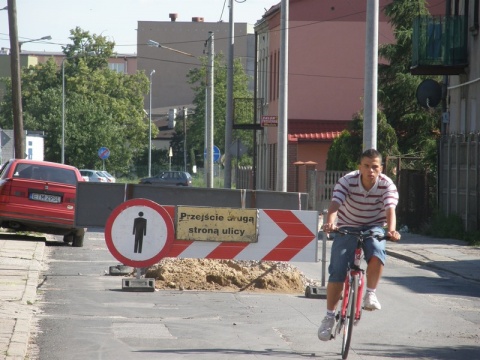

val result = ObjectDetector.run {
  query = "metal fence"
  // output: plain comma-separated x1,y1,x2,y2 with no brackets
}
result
306,170,348,211
236,165,254,189
439,134,480,231
235,167,347,211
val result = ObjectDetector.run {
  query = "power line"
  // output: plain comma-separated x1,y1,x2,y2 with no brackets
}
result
138,54,364,81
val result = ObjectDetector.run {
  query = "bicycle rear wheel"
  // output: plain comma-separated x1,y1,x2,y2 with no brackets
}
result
341,274,358,359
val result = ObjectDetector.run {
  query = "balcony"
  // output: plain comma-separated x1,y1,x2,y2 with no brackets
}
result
411,16,468,75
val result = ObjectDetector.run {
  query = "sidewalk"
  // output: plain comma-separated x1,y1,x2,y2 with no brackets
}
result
0,236,45,360
298,231,480,285
385,232,480,282
0,232,478,360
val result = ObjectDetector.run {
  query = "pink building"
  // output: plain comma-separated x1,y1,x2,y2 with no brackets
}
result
254,0,395,191
255,0,445,191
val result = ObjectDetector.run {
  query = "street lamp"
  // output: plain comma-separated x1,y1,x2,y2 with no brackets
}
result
19,35,51,52
61,52,94,164
147,39,195,58
148,69,155,177
147,40,196,175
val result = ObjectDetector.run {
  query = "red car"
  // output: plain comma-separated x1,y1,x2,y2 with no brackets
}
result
0,159,85,247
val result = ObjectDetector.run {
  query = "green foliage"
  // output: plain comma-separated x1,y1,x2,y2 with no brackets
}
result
326,1,440,172
378,0,442,158
464,231,480,246
422,211,465,238
0,28,151,175
422,212,480,246
177,53,253,168
326,112,400,170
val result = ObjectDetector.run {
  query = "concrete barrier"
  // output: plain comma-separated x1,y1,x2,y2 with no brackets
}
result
75,182,309,228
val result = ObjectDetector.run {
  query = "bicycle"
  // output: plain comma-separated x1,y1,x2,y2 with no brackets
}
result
328,228,387,359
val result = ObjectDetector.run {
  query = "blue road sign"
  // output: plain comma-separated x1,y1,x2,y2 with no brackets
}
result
98,147,110,160
204,145,221,163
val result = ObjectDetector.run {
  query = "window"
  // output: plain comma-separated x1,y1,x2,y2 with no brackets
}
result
108,63,125,73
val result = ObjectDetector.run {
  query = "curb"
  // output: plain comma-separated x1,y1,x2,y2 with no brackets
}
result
386,249,479,283
6,241,45,360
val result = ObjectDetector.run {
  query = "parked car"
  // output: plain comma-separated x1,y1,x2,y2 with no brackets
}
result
140,171,193,187
100,171,116,183
79,169,108,183
0,159,86,247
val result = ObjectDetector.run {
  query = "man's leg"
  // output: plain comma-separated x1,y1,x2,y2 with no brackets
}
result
318,281,344,341
326,281,344,311
364,255,384,310
319,231,356,341
366,255,383,289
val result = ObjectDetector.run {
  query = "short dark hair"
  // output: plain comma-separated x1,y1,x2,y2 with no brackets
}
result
360,148,382,163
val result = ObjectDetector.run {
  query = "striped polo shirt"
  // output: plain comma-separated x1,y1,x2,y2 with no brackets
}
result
331,170,399,228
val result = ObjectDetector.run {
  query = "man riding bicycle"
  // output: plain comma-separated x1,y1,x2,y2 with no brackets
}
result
318,148,401,341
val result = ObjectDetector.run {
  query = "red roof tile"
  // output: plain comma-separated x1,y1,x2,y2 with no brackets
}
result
288,120,350,142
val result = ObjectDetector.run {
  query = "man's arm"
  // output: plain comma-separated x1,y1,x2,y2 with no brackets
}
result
322,201,341,232
385,207,401,241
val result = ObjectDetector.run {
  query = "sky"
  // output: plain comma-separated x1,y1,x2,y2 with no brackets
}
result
0,0,278,55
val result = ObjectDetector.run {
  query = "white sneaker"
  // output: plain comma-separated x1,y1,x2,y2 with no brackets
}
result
318,316,335,341
364,291,381,310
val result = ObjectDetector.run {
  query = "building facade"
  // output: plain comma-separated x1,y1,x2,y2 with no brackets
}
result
136,16,255,111
434,0,480,231
254,0,395,191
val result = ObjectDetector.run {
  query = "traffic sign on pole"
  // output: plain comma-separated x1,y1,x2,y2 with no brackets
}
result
98,147,110,160
204,145,221,163
104,198,174,268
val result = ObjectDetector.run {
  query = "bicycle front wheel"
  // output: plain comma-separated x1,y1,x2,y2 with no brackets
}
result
341,274,359,359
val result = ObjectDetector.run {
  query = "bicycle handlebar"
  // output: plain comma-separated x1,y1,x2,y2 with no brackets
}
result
324,228,393,241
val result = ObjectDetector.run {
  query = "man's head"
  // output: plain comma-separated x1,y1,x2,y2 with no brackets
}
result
360,148,382,164
358,148,383,189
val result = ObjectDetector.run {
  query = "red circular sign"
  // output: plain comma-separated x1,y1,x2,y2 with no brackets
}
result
104,198,174,268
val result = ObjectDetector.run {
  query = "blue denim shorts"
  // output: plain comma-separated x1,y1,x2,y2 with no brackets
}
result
328,226,387,282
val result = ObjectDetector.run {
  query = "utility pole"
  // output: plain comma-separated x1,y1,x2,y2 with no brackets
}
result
206,32,214,188
148,69,155,177
224,0,234,188
276,0,289,192
7,0,24,159
363,0,379,150
183,107,187,172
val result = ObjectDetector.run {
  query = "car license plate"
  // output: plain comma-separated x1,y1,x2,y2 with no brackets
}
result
30,193,61,204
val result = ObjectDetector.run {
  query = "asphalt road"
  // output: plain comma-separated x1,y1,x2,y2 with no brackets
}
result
28,229,480,360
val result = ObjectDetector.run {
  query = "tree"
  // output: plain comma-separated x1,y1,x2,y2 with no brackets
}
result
326,0,441,172
0,28,151,174
378,0,441,159
177,53,253,169
326,111,400,171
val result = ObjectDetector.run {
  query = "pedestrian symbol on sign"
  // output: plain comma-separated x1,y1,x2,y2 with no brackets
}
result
133,212,147,253
105,199,174,268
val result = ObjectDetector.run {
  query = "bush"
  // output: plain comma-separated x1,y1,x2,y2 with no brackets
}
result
422,212,465,239
421,212,480,245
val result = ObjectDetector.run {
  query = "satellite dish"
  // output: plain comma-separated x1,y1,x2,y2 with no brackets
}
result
416,79,442,108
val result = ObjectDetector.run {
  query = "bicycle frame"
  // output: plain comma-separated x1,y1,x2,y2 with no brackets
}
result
339,242,366,322
332,229,385,359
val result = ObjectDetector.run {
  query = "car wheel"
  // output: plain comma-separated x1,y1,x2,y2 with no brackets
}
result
63,234,74,243
72,228,85,247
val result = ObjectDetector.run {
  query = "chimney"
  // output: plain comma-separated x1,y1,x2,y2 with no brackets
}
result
192,17,204,22
168,109,177,129
169,13,178,22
